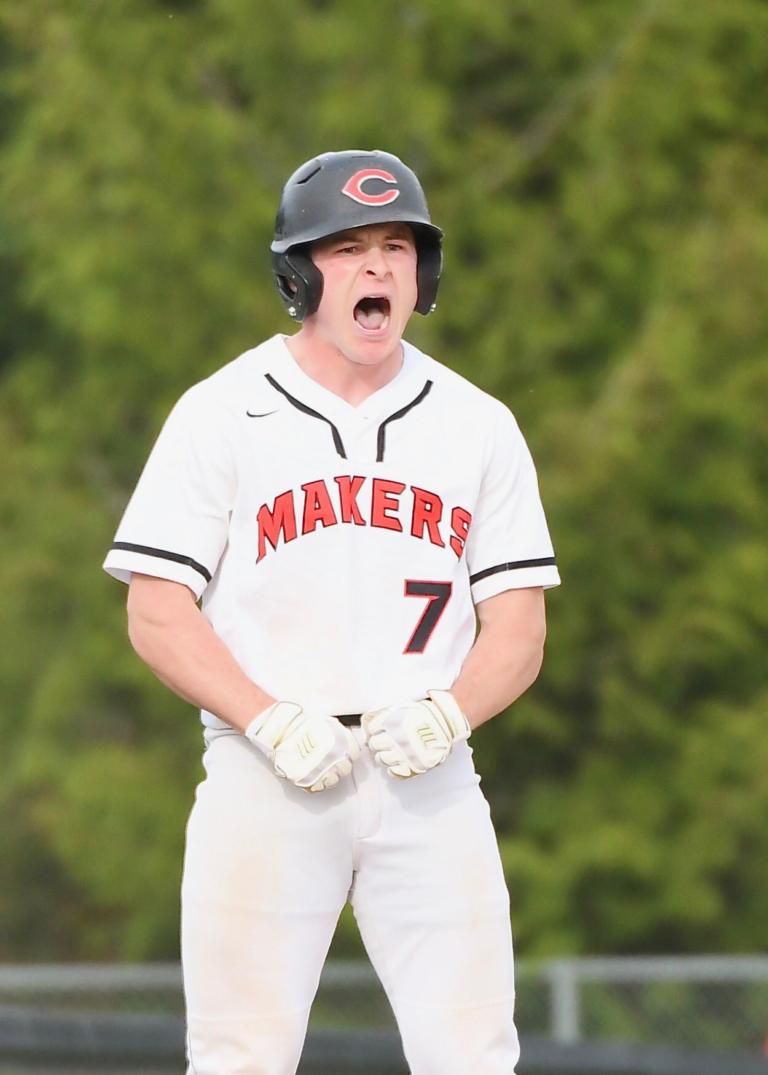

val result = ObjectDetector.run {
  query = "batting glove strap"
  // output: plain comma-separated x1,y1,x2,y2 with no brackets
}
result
245,701,304,757
427,690,472,741
363,691,471,779
245,703,360,792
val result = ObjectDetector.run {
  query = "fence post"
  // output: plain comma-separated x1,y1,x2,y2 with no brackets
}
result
548,959,581,1043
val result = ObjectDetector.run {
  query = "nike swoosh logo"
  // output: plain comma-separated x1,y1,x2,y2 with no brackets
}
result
246,409,278,418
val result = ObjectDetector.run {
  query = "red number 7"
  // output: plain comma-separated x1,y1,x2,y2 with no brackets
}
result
403,580,453,654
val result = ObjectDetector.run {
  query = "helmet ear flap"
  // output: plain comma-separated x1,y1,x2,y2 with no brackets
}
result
271,248,324,321
415,233,443,315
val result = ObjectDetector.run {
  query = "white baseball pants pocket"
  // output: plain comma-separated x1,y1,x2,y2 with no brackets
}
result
181,730,519,1075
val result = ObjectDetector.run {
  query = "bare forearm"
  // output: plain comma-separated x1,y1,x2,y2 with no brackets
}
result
127,576,273,732
450,627,543,729
450,587,547,730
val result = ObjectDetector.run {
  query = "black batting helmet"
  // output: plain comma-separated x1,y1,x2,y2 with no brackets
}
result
271,150,443,321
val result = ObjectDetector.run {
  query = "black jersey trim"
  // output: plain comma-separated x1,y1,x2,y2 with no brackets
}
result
376,380,433,462
470,557,557,585
265,373,347,459
110,542,212,584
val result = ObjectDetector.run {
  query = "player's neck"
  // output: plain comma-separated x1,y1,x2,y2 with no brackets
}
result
284,332,404,408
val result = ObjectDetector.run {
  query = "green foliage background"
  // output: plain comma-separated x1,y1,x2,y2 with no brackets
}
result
1,0,766,960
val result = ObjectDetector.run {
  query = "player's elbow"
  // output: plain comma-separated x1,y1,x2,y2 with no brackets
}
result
126,593,159,663
516,602,547,690
126,604,155,662
526,633,546,689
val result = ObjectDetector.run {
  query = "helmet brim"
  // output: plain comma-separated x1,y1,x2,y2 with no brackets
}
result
271,214,443,254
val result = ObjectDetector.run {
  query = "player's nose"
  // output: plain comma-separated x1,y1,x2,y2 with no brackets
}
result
363,244,391,277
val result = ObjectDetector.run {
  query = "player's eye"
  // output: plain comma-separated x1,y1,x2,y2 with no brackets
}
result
333,239,362,253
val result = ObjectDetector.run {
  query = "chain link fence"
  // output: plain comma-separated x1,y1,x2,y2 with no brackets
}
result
0,957,767,1073
516,956,768,1053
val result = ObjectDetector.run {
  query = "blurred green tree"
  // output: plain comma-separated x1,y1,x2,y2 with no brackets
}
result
0,0,765,958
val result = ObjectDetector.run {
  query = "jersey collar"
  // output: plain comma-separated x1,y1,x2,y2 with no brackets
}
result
263,334,429,429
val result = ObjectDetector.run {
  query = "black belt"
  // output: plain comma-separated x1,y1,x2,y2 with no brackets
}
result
335,713,362,726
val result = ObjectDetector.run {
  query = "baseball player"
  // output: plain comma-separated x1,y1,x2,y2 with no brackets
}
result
104,150,560,1075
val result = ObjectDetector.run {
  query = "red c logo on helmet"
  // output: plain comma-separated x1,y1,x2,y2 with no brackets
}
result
341,169,400,206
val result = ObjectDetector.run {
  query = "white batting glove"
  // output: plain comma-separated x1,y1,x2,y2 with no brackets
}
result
362,690,471,779
245,702,360,793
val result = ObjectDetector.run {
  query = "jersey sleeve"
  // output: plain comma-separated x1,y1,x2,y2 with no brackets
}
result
466,404,560,604
102,384,236,599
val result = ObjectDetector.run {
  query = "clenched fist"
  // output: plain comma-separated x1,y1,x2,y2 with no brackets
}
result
363,690,471,779
245,702,360,792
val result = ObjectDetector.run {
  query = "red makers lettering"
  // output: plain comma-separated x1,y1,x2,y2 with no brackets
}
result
334,475,366,524
257,490,297,562
301,480,338,534
371,478,406,531
255,476,471,563
449,506,472,558
410,486,445,547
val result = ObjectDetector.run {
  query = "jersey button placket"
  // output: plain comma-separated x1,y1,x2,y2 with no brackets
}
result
346,415,379,465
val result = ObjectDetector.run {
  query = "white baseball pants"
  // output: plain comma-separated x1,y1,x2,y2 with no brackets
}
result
181,728,519,1074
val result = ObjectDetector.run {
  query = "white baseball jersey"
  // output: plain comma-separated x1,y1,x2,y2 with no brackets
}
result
103,335,560,729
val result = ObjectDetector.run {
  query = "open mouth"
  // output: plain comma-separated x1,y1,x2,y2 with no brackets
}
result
354,296,391,332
